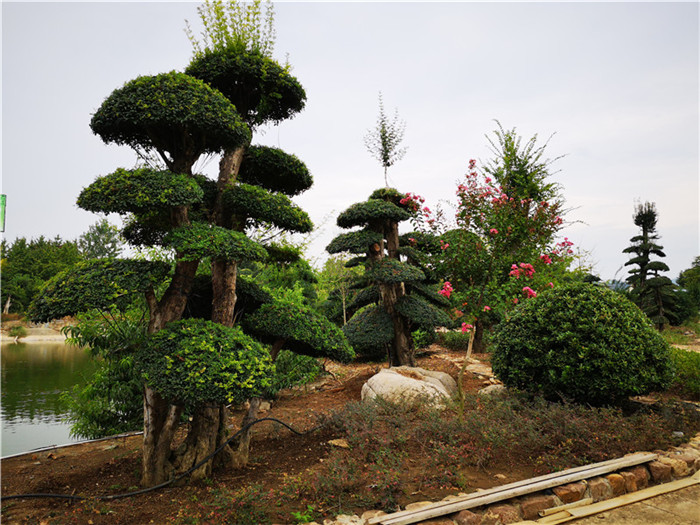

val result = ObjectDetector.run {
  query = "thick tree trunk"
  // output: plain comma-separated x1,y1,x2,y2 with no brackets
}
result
171,405,221,482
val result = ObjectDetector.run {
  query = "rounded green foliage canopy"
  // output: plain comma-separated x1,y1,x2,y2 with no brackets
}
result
77,168,204,215
342,305,394,360
29,259,170,322
243,301,355,363
337,199,411,229
326,230,384,255
239,146,313,196
365,259,425,284
224,183,313,233
90,72,251,167
138,319,272,406
186,49,306,127
396,295,453,330
492,283,674,405
166,222,267,262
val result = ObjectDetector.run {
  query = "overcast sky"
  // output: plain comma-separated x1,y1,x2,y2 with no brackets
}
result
2,1,698,281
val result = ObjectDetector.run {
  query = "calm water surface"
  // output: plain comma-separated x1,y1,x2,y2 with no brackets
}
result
1,342,98,456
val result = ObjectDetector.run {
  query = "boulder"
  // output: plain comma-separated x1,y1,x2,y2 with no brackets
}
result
361,367,457,407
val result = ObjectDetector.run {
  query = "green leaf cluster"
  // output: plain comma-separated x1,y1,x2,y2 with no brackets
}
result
365,259,425,284
186,49,305,128
337,200,410,229
396,295,453,329
138,318,273,406
29,259,169,322
166,222,267,262
326,230,383,255
224,183,312,233
239,145,313,196
90,71,251,169
342,305,394,360
243,301,355,362
492,283,673,405
77,168,204,215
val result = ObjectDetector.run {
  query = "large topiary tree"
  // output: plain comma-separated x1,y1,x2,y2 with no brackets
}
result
492,282,673,405
327,188,451,366
30,2,353,487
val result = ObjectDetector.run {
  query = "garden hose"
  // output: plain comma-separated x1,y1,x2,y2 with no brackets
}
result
1,417,319,502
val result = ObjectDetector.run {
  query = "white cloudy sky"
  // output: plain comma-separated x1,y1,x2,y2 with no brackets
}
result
2,1,698,281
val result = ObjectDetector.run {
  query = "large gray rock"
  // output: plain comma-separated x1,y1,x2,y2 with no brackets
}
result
361,366,457,407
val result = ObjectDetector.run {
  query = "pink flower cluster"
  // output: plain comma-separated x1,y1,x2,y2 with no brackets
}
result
461,322,474,333
552,237,574,256
489,228,499,235
399,192,425,213
539,254,552,265
438,281,453,298
522,286,537,298
509,262,535,279
439,239,449,251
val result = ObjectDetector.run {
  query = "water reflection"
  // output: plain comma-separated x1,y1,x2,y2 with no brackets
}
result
1,342,98,456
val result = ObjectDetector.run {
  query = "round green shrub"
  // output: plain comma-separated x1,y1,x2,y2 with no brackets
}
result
492,283,673,405
138,319,272,406
342,305,393,360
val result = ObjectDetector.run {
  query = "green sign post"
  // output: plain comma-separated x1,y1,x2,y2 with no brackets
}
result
0,195,5,232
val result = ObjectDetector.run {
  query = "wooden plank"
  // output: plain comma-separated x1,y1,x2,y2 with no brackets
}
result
535,475,700,524
371,453,656,525
537,510,572,524
539,497,592,516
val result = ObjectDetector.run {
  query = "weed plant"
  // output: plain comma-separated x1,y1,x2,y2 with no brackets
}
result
175,392,700,524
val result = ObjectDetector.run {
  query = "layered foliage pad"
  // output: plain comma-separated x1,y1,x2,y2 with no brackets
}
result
29,259,169,322
406,281,451,307
77,168,204,215
243,301,355,362
337,199,411,229
224,183,313,233
341,305,394,360
238,146,313,196
326,230,383,255
396,295,453,329
138,319,272,406
186,49,305,127
166,223,267,262
492,283,673,405
365,258,425,284
90,72,250,165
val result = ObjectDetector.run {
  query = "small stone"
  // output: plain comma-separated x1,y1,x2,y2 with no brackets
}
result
624,465,650,490
658,456,690,478
258,400,271,412
648,460,673,483
421,520,455,525
405,501,434,511
361,510,386,521
328,438,350,449
453,509,481,525
478,384,506,397
488,504,521,523
520,495,559,520
331,516,364,525
553,482,587,503
480,511,501,525
605,473,626,496
589,477,613,502
672,431,685,438
494,474,507,481
620,471,638,492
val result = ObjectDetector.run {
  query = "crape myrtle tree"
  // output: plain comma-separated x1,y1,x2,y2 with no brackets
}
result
30,1,353,488
623,201,677,330
327,188,451,366
364,93,407,187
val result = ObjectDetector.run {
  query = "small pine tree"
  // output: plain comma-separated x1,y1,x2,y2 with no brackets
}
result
623,202,677,330
326,188,451,366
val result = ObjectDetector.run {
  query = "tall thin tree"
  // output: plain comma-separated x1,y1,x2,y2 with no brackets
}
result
364,93,407,187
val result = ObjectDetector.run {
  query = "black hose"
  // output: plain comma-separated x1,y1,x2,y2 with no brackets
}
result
2,417,319,502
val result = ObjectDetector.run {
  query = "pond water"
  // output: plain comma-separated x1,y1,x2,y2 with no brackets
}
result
1,342,98,457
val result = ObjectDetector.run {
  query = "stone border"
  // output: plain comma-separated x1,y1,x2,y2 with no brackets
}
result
311,432,700,525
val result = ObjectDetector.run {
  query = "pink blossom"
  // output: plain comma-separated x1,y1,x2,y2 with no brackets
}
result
512,298,519,304
522,286,537,298
461,322,474,333
539,254,552,265
489,228,499,235
483,306,491,311
438,281,453,298
548,282,554,288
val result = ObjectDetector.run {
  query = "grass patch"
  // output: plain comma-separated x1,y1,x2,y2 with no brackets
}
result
669,347,700,401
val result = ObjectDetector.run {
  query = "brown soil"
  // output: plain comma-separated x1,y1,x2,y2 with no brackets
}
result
1,347,523,524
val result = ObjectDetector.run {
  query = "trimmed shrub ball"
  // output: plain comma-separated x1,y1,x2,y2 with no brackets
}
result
492,282,673,405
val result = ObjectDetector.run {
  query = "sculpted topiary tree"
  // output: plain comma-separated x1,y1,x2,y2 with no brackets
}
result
30,2,354,487
327,188,451,366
